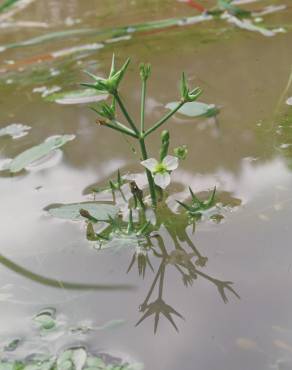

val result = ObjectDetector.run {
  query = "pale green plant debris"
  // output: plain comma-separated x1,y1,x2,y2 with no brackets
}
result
0,124,31,139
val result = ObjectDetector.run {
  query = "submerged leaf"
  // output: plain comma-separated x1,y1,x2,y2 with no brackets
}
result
45,89,108,105
46,202,118,221
6,134,75,173
0,123,31,139
165,101,219,118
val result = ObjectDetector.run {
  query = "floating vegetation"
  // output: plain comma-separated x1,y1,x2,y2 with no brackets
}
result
0,134,75,173
0,348,143,370
165,101,219,118
0,0,36,21
3,338,22,352
0,308,142,370
46,202,118,221
45,88,108,105
0,1,285,55
222,12,285,37
33,307,57,331
0,123,31,139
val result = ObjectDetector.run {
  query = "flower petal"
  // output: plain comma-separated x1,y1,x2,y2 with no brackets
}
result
154,172,171,189
141,158,158,172
162,155,179,171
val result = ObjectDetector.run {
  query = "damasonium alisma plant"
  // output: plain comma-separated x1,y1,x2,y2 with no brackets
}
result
82,54,202,208
41,56,239,333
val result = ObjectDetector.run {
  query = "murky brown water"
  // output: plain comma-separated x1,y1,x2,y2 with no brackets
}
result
1,1,292,369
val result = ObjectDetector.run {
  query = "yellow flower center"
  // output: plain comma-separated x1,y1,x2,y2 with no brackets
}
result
154,163,167,174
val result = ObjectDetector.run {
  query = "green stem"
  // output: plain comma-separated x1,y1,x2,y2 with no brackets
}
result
144,101,185,137
103,122,138,138
112,120,138,137
141,79,146,133
114,92,140,136
139,138,157,207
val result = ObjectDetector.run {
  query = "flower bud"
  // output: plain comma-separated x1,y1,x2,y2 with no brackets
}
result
174,145,188,160
140,63,151,81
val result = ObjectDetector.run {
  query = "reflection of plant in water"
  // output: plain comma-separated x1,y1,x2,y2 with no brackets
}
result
80,197,239,333
127,207,240,333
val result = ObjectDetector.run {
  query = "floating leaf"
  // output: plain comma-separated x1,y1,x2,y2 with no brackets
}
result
4,134,75,173
86,356,106,369
45,88,108,105
0,123,31,139
71,348,87,370
165,101,219,118
4,338,22,352
0,15,211,52
33,308,56,331
50,43,104,59
46,202,118,221
223,13,285,36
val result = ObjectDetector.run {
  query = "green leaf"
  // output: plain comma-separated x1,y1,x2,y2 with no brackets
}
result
7,134,75,173
86,356,106,369
0,361,15,370
45,89,108,105
217,0,251,18
46,202,119,221
165,101,219,118
33,308,56,331
0,124,31,139
4,338,22,352
71,348,87,370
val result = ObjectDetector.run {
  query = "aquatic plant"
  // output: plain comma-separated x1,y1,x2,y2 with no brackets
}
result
83,55,202,207
41,56,241,332
0,308,142,370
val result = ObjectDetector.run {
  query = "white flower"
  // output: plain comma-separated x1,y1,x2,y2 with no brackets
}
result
141,155,178,189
